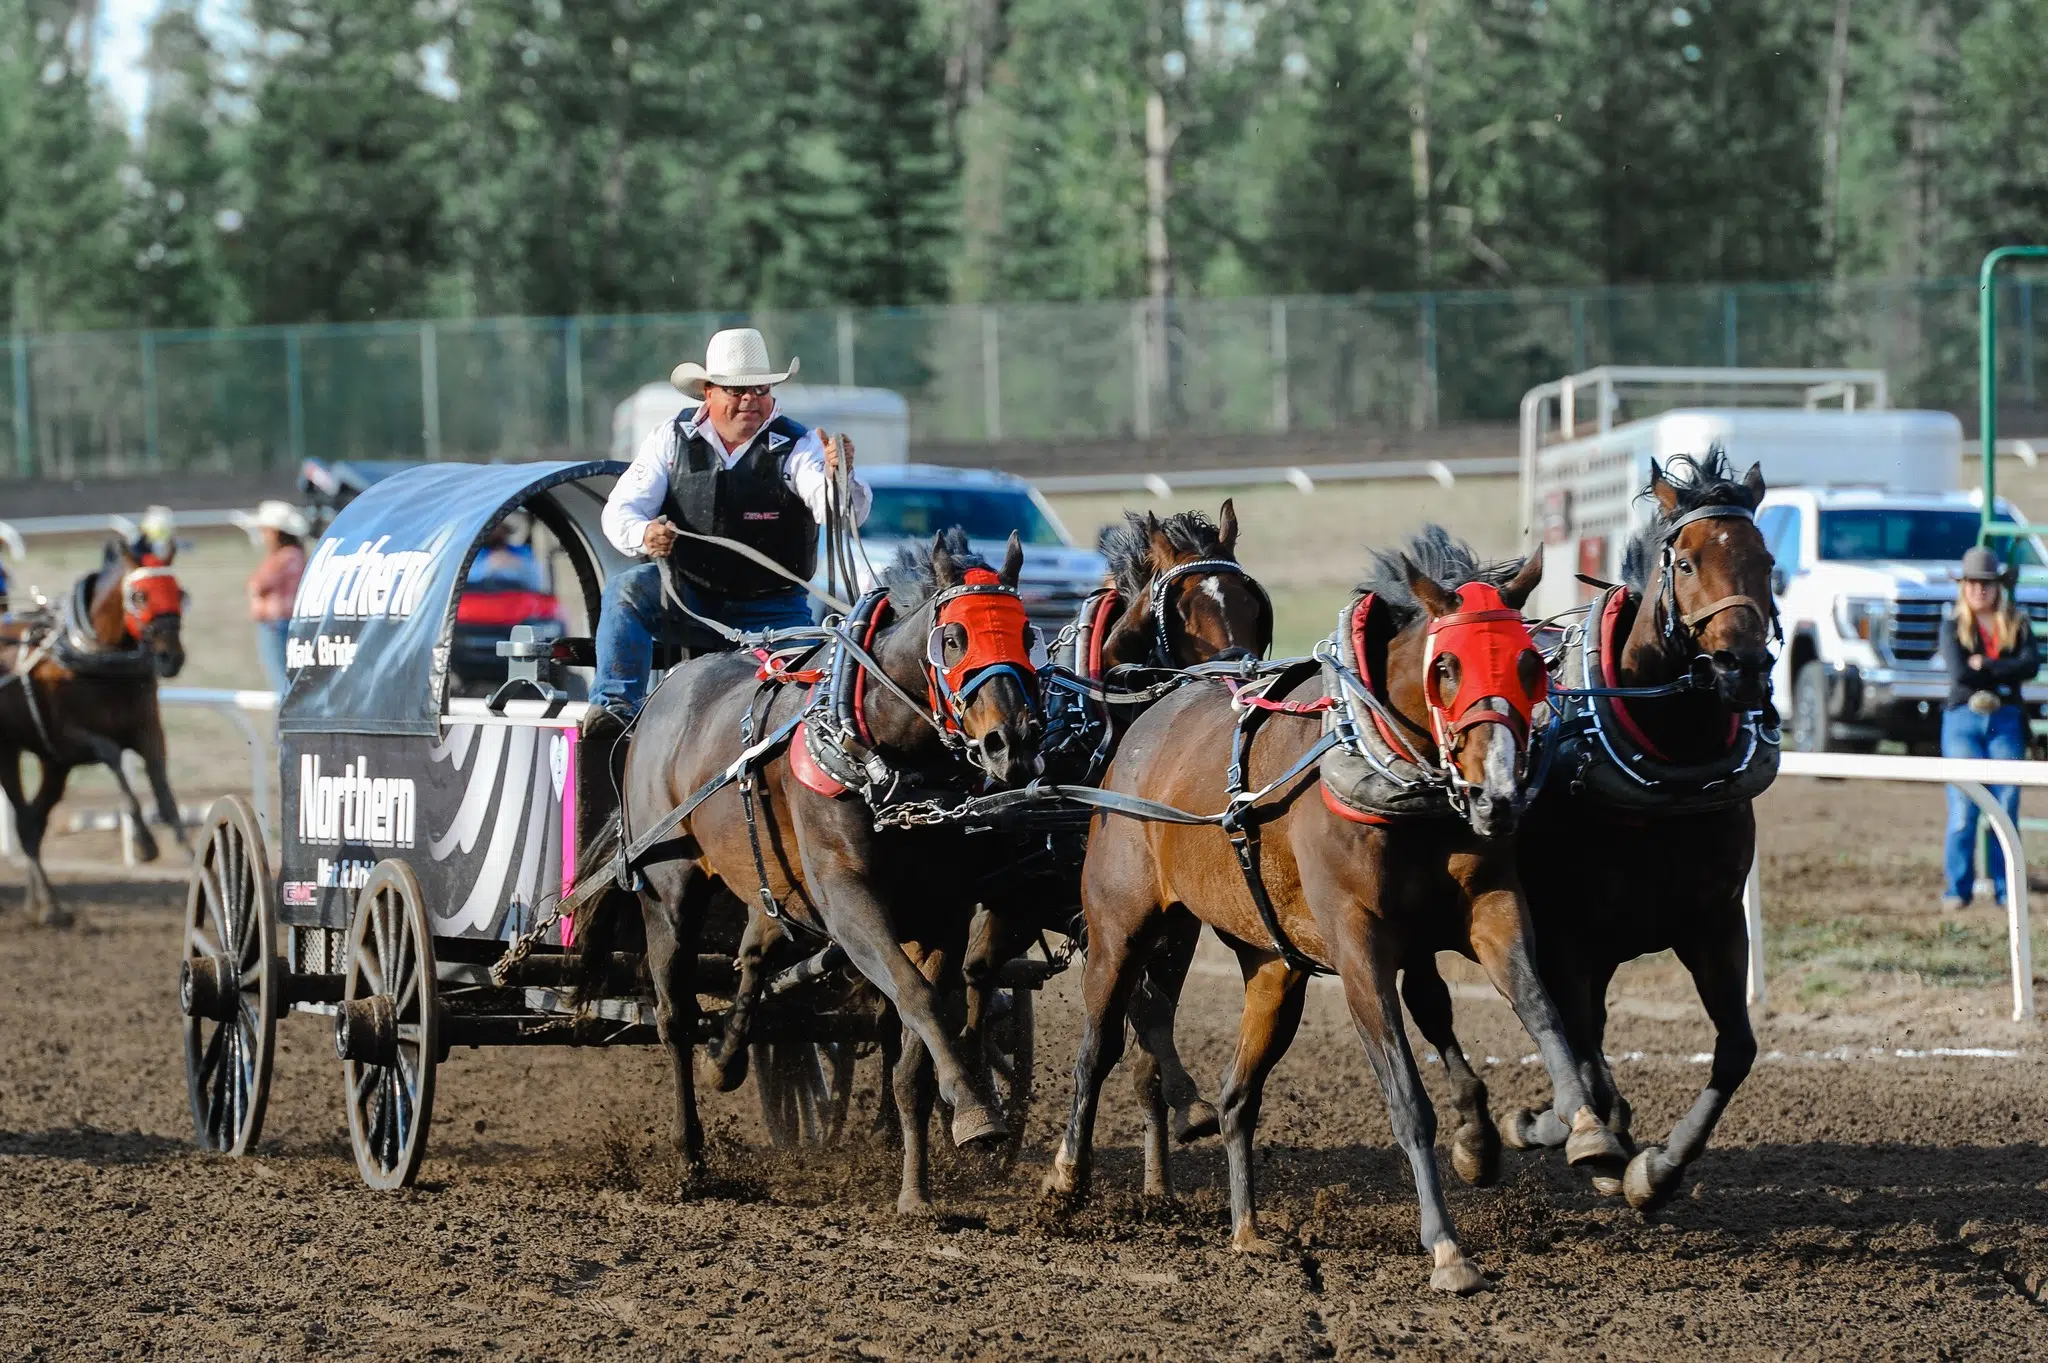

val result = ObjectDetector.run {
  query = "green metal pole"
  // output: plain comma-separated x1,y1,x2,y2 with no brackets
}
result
140,331,160,469
285,329,305,469
10,332,30,478
1980,246,2048,542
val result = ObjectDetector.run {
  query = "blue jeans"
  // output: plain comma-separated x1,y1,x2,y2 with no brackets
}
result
256,620,291,695
591,563,813,712
1941,703,2027,904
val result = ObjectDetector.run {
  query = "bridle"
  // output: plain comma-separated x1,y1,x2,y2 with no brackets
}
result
1419,581,1548,816
122,565,187,642
921,568,1043,748
1654,503,1781,667
1145,558,1273,664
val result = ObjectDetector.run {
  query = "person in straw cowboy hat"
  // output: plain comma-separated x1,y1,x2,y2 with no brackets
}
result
589,327,871,737
237,499,312,694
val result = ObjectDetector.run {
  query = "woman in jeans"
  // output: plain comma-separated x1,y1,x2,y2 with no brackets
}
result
1939,545,2041,910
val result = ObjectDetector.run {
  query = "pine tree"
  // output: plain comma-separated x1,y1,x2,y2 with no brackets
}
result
231,0,451,323
129,1,234,328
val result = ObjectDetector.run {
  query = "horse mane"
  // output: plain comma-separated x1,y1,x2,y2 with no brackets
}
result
1622,445,1756,591
1096,511,1229,601
1358,524,1519,629
883,528,991,612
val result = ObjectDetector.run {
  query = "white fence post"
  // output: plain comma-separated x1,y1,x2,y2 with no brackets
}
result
836,309,855,387
1131,300,1153,440
1270,298,1289,434
980,307,1001,441
420,321,442,460
0,796,15,859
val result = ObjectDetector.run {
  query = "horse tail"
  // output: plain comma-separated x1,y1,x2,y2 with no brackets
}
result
571,809,625,994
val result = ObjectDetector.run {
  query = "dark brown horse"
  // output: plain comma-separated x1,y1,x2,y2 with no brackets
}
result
590,530,1043,1204
0,539,189,924
1487,453,1777,1210
958,502,1273,1162
1048,530,1627,1294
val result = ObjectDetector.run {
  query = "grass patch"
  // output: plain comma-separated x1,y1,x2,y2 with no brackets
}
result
1768,915,2041,987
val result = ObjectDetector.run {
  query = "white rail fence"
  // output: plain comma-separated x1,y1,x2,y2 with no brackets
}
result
1760,751,2047,1023
3,695,2043,1022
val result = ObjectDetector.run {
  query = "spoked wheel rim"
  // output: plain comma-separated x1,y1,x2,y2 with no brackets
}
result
181,796,276,1156
340,860,437,1190
754,1041,857,1149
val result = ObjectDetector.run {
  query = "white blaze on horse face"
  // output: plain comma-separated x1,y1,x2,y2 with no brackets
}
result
1480,721,1520,803
1200,577,1228,615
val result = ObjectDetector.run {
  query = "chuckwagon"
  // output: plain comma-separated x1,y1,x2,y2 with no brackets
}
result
176,459,1048,1188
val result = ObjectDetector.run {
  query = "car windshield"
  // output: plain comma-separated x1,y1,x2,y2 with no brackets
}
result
1816,509,2045,566
864,487,1068,547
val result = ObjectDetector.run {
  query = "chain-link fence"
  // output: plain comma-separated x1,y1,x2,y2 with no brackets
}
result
4,278,2043,482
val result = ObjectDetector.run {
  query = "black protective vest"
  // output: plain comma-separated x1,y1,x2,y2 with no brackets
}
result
660,412,819,600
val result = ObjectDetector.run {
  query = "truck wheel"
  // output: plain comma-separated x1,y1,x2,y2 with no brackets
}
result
1790,662,1831,753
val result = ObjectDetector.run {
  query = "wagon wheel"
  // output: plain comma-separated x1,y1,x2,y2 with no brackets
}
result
180,796,278,1156
984,987,1034,1164
754,1041,858,1149
336,861,439,1190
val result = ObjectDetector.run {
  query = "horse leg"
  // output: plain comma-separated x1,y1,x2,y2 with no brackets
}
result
1045,897,1161,1200
1339,939,1485,1293
1127,906,1218,1144
0,751,60,923
1399,957,1500,1187
1217,947,1308,1254
1466,888,1626,1181
815,874,1004,1147
134,710,188,856
892,945,949,1216
699,900,771,1093
72,731,158,864
1623,921,1756,1213
12,755,72,926
643,867,710,1167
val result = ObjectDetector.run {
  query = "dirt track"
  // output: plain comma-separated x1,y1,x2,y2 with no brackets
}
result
7,780,2048,1360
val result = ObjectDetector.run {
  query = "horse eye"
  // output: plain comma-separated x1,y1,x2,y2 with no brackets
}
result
947,624,968,660
1676,559,1695,576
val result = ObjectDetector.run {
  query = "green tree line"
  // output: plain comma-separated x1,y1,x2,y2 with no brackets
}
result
2,0,2043,334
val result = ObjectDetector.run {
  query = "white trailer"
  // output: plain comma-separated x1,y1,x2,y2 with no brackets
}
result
610,382,911,466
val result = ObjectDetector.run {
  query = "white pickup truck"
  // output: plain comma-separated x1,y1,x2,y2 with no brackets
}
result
1520,366,2048,754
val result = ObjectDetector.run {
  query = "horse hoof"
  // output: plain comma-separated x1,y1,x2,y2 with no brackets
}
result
949,1104,1008,1150
1500,1108,1542,1151
1041,1158,1083,1201
1451,1123,1501,1187
34,901,73,929
1173,1101,1220,1144
1623,1145,1683,1213
896,1191,937,1217
1590,1173,1624,1198
1564,1106,1627,1168
1230,1230,1285,1256
1429,1257,1489,1295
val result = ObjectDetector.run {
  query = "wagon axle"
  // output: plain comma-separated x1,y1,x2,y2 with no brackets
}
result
178,955,241,1024
334,995,399,1067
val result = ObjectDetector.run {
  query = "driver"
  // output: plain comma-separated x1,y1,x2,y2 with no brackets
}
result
588,328,871,738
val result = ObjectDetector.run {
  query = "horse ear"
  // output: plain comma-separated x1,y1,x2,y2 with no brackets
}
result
1742,461,1766,508
1218,498,1239,555
1500,551,1544,610
1403,555,1456,618
1000,532,1023,588
1144,514,1175,565
1648,460,1682,515
930,530,954,581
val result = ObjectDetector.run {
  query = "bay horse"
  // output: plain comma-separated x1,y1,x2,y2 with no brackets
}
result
1488,452,1778,1211
1048,529,1627,1294
588,530,1043,1199
958,502,1273,1160
1,539,189,924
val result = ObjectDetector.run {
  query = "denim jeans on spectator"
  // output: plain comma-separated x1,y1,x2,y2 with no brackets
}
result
255,619,291,695
591,563,812,713
1941,702,2026,904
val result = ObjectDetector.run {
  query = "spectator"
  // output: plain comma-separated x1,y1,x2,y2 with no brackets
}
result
243,500,310,694
1939,545,2041,911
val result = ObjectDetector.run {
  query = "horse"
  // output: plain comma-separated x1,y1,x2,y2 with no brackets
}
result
955,502,1273,1167
1046,528,1628,1294
583,529,1044,1205
0,539,189,924
1483,452,1778,1211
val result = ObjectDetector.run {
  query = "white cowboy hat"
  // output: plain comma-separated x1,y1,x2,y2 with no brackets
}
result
230,499,312,541
669,328,800,398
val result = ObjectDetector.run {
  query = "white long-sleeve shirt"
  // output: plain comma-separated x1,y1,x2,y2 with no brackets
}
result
600,402,873,557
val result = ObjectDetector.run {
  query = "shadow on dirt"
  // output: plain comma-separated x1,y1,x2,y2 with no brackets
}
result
0,1127,191,1165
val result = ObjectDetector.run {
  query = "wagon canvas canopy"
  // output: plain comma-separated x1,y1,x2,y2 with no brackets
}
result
280,459,628,736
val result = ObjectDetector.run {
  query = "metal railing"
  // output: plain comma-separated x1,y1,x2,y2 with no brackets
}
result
3,276,2043,482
